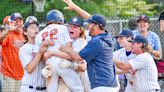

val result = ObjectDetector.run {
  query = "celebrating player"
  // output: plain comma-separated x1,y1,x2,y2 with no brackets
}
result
42,16,91,92
113,35,160,92
61,0,118,92
19,16,53,92
33,10,84,92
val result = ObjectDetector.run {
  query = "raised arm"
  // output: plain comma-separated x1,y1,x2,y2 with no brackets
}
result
63,0,91,19
26,45,47,73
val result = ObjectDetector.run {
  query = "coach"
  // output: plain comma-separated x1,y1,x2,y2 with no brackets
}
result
60,0,118,92
60,15,118,91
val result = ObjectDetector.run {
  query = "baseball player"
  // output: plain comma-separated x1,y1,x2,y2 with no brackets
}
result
114,29,136,92
33,10,84,92
62,0,118,92
42,16,91,92
19,16,53,92
113,35,160,92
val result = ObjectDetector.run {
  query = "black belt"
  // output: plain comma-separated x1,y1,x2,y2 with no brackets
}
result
29,85,46,90
155,89,160,92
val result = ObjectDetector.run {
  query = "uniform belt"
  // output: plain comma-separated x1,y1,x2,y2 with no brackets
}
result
29,85,46,90
155,89,160,92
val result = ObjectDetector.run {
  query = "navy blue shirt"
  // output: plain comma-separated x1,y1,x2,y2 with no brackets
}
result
79,32,118,89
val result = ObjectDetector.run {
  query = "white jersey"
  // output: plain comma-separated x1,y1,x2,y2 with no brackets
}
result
34,24,84,92
33,24,71,64
113,48,136,92
34,24,71,53
85,30,91,43
72,38,87,52
128,52,160,92
72,38,91,92
19,43,45,87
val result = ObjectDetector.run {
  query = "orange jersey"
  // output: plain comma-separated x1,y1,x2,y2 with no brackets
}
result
1,31,25,80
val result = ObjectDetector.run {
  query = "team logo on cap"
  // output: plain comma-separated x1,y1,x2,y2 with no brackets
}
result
89,16,93,20
72,18,78,22
29,20,34,23
15,13,20,16
141,15,146,18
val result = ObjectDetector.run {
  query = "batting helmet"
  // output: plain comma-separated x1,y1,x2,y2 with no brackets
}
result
46,9,65,24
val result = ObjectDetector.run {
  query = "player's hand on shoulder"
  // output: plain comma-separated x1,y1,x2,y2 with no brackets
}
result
42,39,54,47
59,41,73,53
65,41,72,47
63,0,77,10
43,51,53,61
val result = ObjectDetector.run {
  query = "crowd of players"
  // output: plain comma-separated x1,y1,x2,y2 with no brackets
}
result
0,0,164,92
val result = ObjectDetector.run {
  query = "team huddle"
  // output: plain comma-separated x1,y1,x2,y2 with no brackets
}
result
0,0,163,92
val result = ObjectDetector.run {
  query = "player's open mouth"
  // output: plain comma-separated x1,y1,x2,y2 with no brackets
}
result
70,31,74,34
35,32,38,35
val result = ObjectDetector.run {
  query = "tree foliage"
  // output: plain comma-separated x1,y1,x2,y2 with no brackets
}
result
0,0,161,24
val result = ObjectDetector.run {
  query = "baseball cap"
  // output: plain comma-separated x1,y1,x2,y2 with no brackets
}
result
115,29,133,38
24,16,39,29
10,12,23,21
3,16,11,25
137,14,150,23
86,14,106,27
128,35,148,47
159,10,164,21
46,9,65,23
68,17,83,27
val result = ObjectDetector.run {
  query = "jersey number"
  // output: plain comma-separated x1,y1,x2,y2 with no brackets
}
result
42,28,58,41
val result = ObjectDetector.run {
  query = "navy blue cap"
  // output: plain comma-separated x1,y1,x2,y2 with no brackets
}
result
115,29,133,38
68,17,83,27
24,16,39,29
87,14,106,27
46,10,65,24
159,10,164,21
137,14,150,23
129,35,148,47
10,12,23,21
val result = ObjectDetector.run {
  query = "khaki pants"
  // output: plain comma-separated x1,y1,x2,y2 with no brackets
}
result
2,75,21,92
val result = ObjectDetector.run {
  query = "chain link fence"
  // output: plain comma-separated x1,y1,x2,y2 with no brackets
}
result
106,18,164,59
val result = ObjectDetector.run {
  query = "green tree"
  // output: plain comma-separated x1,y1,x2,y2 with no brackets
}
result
104,0,157,17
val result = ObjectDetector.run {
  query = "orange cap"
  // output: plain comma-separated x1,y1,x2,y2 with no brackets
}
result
3,16,11,25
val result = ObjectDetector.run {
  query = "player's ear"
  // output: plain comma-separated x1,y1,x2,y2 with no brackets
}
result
94,24,99,28
139,43,143,48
